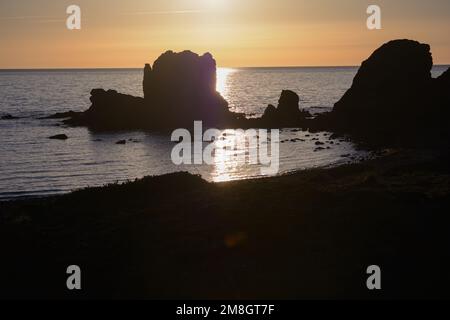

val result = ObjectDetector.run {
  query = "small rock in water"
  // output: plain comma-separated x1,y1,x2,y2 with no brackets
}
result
48,134,68,140
1,114,19,120
116,140,127,145
315,141,325,145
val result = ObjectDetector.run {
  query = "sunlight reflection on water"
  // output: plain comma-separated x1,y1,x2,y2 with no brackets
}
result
216,67,237,99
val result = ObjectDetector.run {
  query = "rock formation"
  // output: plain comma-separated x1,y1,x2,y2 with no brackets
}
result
63,50,241,130
59,50,311,131
65,89,146,130
140,50,235,128
1,114,19,120
260,90,311,127
313,39,450,147
55,41,449,147
48,134,68,140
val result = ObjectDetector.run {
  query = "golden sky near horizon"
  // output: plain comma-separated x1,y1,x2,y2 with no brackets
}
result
1,0,450,68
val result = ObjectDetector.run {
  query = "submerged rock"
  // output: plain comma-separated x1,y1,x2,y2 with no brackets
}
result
1,114,19,120
49,134,68,140
40,111,78,119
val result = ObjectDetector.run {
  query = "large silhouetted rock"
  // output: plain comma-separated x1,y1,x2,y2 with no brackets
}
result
334,39,433,116
141,50,235,127
332,39,433,133
313,39,450,147
63,51,241,130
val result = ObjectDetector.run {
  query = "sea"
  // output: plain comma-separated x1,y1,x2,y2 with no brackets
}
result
0,66,448,199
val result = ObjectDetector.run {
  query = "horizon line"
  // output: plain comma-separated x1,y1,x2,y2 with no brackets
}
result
1,64,449,71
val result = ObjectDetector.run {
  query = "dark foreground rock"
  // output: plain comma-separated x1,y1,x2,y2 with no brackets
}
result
1,150,450,299
313,39,450,147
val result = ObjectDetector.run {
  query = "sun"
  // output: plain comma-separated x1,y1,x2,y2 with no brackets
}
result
196,0,228,9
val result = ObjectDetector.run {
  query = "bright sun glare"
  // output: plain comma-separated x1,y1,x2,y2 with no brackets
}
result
197,0,227,9
216,68,236,98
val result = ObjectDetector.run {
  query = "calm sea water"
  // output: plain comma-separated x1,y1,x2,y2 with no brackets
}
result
0,66,447,199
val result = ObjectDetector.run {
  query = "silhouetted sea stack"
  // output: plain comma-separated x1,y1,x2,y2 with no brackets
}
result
64,50,242,130
314,39,450,147
261,90,311,127
141,50,237,127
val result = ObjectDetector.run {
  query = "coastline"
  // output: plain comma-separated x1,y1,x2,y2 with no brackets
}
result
1,148,449,299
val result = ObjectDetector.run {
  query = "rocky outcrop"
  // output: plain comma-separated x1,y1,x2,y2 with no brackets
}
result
58,50,311,130
141,50,237,128
313,39,450,147
62,51,241,130
334,39,433,117
64,89,146,130
260,90,311,127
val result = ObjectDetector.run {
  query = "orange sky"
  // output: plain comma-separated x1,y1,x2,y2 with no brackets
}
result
1,0,450,68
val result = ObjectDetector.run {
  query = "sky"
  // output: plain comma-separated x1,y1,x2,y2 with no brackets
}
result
1,0,450,68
